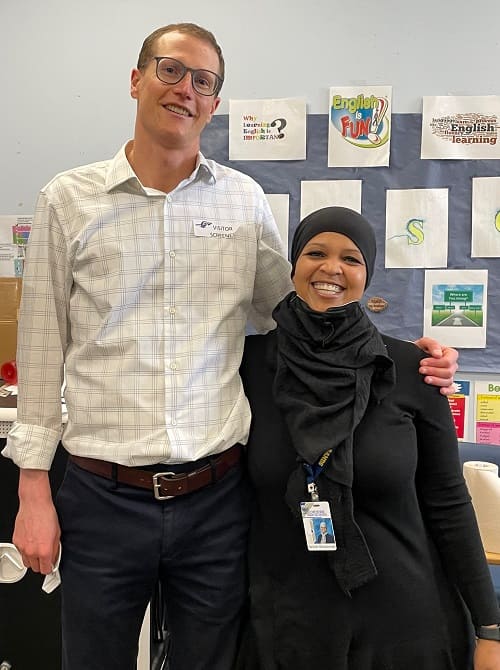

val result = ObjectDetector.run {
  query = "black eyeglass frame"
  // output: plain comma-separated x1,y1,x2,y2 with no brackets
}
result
152,57,223,96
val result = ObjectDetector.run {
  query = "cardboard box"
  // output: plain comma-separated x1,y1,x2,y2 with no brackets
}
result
0,277,22,320
0,278,22,368
0,320,18,367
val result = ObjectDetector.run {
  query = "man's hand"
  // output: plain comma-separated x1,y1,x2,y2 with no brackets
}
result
474,638,500,670
13,469,61,575
414,336,459,396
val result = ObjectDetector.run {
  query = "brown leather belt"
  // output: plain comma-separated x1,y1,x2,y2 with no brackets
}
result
69,444,242,500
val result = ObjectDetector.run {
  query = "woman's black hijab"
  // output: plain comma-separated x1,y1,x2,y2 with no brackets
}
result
290,206,377,287
272,206,395,594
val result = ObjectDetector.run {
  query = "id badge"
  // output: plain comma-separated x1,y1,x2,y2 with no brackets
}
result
300,501,337,551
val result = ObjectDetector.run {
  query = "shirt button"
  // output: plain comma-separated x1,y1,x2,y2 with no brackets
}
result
170,362,178,371
169,306,176,314
169,251,176,258
166,195,172,202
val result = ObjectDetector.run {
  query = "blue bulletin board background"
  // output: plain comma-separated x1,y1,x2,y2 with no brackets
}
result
201,114,500,373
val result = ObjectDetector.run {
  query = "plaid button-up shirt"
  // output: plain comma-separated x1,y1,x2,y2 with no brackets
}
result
3,144,292,469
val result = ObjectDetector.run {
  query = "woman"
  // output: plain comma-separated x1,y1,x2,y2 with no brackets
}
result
239,207,500,670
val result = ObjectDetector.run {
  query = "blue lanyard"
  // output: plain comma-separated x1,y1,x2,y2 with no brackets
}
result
303,449,332,501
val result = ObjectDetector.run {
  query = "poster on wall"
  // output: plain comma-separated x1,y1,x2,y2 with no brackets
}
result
0,214,32,277
228,98,306,160
421,96,500,160
471,176,500,257
385,188,448,268
265,194,290,253
448,380,473,442
423,269,488,348
475,380,500,446
327,86,392,167
300,180,362,220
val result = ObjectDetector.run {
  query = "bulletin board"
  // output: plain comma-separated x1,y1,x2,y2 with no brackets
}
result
201,113,500,373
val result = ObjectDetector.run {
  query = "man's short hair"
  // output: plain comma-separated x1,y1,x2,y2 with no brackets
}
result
137,23,225,94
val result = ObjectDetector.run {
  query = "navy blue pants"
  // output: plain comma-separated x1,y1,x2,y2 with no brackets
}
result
55,456,251,670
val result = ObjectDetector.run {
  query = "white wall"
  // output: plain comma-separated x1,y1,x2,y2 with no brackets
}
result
2,0,499,212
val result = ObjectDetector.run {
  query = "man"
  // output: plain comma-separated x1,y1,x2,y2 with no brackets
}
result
316,521,335,544
2,23,458,670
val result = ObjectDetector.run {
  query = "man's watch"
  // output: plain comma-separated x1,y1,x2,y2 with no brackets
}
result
475,624,500,641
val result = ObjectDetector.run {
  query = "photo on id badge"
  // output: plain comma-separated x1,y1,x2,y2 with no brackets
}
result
300,501,337,551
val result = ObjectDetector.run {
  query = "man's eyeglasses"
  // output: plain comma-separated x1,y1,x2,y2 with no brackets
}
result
153,57,223,96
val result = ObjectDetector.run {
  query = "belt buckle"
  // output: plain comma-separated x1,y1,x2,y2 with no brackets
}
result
152,472,177,500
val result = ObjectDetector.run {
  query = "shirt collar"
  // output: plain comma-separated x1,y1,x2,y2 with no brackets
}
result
105,143,217,194
196,153,217,184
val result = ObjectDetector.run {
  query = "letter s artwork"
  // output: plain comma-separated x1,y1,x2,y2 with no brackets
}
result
495,210,500,233
406,218,424,245
387,218,425,245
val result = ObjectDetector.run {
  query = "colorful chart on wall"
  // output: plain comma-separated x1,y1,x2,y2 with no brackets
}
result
448,380,473,442
0,214,32,277
475,381,500,445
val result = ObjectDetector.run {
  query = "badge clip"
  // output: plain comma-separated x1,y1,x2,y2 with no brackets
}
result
307,481,319,502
